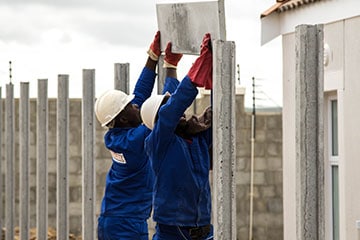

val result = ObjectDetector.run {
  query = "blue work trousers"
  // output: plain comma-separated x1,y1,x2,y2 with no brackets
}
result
152,223,213,240
98,215,149,240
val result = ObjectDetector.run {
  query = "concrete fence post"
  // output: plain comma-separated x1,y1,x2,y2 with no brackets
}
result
212,40,236,240
37,79,48,240
114,63,130,94
5,83,15,240
295,24,324,240
57,75,69,239
0,87,2,240
20,82,30,240
157,55,165,94
82,69,96,239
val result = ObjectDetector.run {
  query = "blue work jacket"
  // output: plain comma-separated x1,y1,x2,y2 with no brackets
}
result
100,67,179,220
145,76,212,227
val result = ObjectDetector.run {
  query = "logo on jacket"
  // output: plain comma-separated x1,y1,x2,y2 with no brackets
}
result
109,150,127,164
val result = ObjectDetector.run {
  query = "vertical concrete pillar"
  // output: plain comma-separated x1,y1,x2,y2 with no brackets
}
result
5,83,15,240
82,69,97,240
37,79,48,240
114,63,130,94
57,75,69,240
212,40,236,240
20,82,30,240
157,55,165,94
217,0,226,40
0,88,2,240
295,24,324,240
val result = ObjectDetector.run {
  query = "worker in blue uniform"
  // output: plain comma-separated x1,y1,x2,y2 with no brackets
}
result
95,31,183,240
140,33,213,240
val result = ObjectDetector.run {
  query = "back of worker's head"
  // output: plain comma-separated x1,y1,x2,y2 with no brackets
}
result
94,89,134,128
140,92,170,130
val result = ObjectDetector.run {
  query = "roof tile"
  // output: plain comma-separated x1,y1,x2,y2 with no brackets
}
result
261,0,321,18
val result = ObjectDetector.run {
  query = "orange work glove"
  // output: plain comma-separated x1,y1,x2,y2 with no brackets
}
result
187,33,213,89
163,42,183,69
147,31,161,61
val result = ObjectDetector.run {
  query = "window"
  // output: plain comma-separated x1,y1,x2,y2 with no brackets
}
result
331,100,338,156
329,99,339,240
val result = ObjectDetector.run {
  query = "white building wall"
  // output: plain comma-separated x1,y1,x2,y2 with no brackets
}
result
262,0,360,44
342,16,360,239
323,20,345,240
282,32,296,240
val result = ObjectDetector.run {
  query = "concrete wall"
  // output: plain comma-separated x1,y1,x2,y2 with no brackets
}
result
1,92,283,239
234,100,283,240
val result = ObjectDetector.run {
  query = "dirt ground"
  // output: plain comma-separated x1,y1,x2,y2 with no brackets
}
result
1,227,81,240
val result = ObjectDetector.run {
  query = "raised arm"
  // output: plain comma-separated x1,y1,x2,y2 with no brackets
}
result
162,42,183,94
132,31,161,107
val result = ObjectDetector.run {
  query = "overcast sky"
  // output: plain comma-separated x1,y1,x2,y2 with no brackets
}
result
0,0,282,108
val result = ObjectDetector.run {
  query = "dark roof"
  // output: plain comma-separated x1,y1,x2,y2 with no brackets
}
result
261,0,321,18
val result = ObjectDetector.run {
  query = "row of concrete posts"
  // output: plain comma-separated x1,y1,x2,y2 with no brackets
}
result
0,40,237,240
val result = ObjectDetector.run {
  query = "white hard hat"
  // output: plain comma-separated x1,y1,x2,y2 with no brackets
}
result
140,92,170,130
95,90,134,127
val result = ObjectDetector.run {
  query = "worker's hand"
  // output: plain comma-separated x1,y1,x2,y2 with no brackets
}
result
187,33,213,89
163,42,183,69
147,31,161,61
186,106,212,135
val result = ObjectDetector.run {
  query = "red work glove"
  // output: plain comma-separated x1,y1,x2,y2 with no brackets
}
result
163,42,183,69
147,31,161,61
187,33,213,89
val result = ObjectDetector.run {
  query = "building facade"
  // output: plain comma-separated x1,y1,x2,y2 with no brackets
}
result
261,0,360,239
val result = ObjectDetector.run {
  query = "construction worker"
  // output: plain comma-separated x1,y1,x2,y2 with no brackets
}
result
94,31,183,240
140,33,213,240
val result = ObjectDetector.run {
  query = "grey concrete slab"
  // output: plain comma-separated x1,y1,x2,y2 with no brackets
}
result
156,1,225,55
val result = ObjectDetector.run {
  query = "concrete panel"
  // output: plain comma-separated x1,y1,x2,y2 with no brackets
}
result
156,1,225,54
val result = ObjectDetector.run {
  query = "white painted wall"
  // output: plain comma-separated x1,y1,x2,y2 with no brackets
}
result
261,0,360,44
342,16,360,240
282,32,296,240
323,20,345,240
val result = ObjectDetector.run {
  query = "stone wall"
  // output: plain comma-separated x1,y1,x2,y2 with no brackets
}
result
1,93,283,239
236,109,283,240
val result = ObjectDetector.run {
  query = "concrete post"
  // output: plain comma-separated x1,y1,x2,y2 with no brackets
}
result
20,82,30,240
82,69,97,239
157,55,165,94
0,87,2,240
295,24,324,240
37,79,48,240
114,63,130,94
212,40,236,240
217,0,226,40
5,83,15,240
57,75,69,240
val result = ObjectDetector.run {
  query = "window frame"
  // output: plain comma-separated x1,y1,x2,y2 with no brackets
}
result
327,95,339,240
